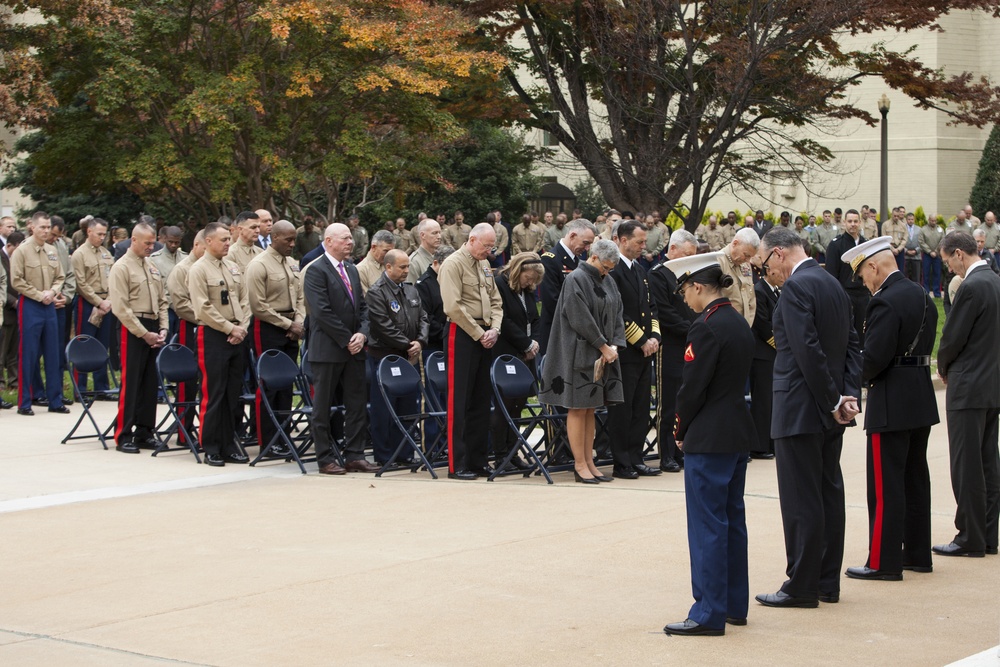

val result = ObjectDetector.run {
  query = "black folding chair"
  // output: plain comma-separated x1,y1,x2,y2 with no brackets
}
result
152,343,202,462
490,354,557,484
250,349,320,474
374,355,443,478
62,335,117,449
422,351,450,465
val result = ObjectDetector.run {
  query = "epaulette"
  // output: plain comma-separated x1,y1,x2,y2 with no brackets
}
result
542,252,555,259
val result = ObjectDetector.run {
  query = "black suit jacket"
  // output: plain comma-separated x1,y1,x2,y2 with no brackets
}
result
647,262,695,373
751,279,779,361
862,271,939,432
754,220,774,238
303,256,368,363
675,298,756,453
1,250,16,318
416,265,445,350
609,258,660,364
538,242,579,353
938,264,1000,409
771,259,862,437
825,234,868,293
494,274,539,359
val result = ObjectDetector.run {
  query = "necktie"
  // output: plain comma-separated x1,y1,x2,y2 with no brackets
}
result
338,262,354,304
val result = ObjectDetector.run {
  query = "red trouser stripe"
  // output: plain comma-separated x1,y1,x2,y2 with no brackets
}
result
177,324,188,444
446,323,458,473
17,296,24,408
871,432,884,570
254,320,263,446
114,322,129,444
197,327,210,450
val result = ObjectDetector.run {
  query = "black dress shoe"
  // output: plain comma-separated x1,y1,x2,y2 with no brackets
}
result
932,542,985,557
32,398,48,407
205,454,225,467
845,566,902,581
510,455,532,470
660,457,682,473
663,619,724,636
17,408,34,416
447,470,478,480
749,451,775,460
902,563,933,573
267,444,292,457
635,463,662,476
818,591,839,603
612,466,638,480
0,399,13,409
755,591,819,608
468,465,494,477
726,617,747,626
574,471,600,484
116,441,141,454
134,436,160,450
225,452,250,464
987,546,998,555
63,397,74,406
48,406,71,414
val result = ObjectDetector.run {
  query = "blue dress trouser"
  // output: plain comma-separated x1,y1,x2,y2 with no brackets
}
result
18,297,64,411
922,255,942,296
684,452,749,629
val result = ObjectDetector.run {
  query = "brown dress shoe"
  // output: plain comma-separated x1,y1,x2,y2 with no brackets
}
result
318,462,346,475
344,459,380,473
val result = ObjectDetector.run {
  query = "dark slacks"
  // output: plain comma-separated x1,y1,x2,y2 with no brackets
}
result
445,323,491,472
252,320,299,452
115,317,159,445
749,357,774,455
846,289,869,349
945,408,1000,551
0,313,17,385
774,429,846,599
311,355,368,465
176,320,199,444
368,354,419,464
197,326,244,457
684,452,749,629
656,348,684,465
608,358,651,468
865,428,932,572
904,257,922,285
922,255,942,296
17,297,63,411
74,298,112,391
56,303,69,372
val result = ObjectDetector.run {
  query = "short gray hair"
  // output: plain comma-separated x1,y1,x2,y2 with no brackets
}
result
669,229,697,248
761,226,804,251
973,228,986,239
433,244,456,263
566,218,598,236
372,230,395,246
590,238,620,264
734,227,760,248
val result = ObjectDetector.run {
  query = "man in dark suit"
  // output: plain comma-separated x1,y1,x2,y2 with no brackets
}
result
608,220,661,479
754,227,862,608
841,237,939,579
825,209,869,347
303,223,379,475
648,229,698,473
749,265,782,459
753,209,773,238
0,232,24,392
935,231,1000,557
537,218,596,353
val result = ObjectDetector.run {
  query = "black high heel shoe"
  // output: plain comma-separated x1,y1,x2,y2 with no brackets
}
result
574,471,600,484
592,473,613,482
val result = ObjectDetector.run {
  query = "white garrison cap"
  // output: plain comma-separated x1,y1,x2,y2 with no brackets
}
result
664,251,725,292
840,235,893,275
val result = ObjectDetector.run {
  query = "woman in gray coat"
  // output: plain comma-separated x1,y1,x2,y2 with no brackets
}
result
539,239,625,483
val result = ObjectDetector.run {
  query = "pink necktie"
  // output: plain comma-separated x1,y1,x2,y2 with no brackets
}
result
338,263,354,304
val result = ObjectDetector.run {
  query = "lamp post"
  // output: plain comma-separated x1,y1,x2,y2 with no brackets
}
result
878,94,890,233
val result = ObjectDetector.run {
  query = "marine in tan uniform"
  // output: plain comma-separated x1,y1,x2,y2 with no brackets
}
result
189,221,251,466
356,230,396,294
442,211,472,249
511,213,546,254
71,218,116,393
488,212,509,267
226,211,262,273
393,217,415,254
109,222,169,452
245,221,305,456
407,219,442,283
719,228,758,325
697,216,727,251
166,230,206,445
49,217,76,378
10,212,67,414
439,223,503,479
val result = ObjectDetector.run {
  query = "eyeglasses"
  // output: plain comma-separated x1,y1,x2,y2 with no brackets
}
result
761,248,777,273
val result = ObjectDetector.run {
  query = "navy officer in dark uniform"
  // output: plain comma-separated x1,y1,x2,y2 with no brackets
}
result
662,252,755,637
825,209,869,347
749,261,782,459
841,236,939,580
537,218,596,353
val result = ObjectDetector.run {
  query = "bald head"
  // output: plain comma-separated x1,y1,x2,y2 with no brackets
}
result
272,220,295,236
255,209,273,236
384,249,407,267
323,222,354,261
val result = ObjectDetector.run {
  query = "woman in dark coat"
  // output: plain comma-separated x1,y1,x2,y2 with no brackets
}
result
490,252,544,472
661,252,755,637
539,239,624,483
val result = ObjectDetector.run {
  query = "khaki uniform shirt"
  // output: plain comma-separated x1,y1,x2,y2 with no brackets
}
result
188,254,250,335
393,228,415,254
815,223,839,256
11,238,65,302
918,224,944,256
54,238,76,301
109,250,169,337
947,219,975,236
645,222,669,256
150,247,188,293
407,246,434,284
698,225,726,251
721,224,736,246
862,218,878,240
720,245,756,326
439,245,503,340
442,223,472,250
245,246,305,330
981,224,1000,252
350,225,369,261
882,219,907,253
71,241,115,307
227,237,261,273
356,252,384,295
167,254,199,323
512,223,545,254
492,223,509,257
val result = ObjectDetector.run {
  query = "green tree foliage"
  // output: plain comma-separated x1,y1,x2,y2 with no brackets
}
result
970,125,1000,218
572,177,606,220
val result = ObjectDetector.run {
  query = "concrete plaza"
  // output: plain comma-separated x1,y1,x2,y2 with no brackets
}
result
0,388,997,666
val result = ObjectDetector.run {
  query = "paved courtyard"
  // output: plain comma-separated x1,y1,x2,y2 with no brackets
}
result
0,388,997,666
